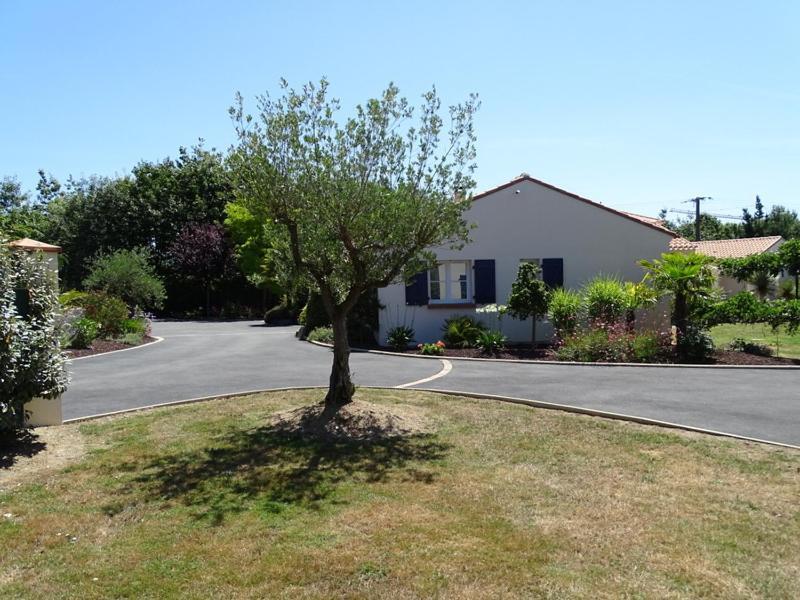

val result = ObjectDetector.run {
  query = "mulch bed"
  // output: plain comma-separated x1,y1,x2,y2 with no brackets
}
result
371,345,800,366
65,336,157,359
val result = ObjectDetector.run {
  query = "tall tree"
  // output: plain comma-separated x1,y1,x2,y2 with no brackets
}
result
229,79,478,411
166,223,234,316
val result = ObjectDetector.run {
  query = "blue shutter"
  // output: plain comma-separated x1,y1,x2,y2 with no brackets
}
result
542,258,564,289
405,270,428,305
473,259,496,304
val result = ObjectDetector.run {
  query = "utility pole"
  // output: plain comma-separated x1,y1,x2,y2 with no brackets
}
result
684,196,712,241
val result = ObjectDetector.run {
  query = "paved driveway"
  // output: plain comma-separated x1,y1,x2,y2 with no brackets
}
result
62,320,800,446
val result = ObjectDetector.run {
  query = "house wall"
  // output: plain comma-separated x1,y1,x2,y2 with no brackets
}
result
378,179,675,345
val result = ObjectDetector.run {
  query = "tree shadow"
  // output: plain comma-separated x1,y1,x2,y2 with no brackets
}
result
126,414,450,525
0,429,47,470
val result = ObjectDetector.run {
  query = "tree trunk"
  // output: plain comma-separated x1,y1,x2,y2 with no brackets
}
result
674,292,688,346
531,315,537,348
325,314,355,409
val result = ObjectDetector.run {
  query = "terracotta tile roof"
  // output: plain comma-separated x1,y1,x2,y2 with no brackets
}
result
668,235,783,258
7,238,62,252
471,174,677,237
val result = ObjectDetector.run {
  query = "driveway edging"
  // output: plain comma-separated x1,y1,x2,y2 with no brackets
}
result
68,336,165,362
61,385,800,450
307,340,800,370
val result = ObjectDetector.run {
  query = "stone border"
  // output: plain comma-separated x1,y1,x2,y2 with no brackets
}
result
307,339,800,370
67,336,164,362
62,385,800,450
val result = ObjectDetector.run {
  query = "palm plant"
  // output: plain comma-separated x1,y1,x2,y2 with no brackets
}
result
639,252,716,341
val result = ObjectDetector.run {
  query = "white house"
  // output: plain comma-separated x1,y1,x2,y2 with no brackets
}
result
377,174,678,345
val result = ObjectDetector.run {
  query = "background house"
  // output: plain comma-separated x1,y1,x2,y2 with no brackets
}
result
669,235,784,297
377,175,677,344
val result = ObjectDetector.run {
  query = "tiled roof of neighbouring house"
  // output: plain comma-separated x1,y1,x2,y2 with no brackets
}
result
668,235,783,258
7,238,62,252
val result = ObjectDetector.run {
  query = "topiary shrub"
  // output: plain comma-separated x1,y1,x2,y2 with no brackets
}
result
1,240,69,435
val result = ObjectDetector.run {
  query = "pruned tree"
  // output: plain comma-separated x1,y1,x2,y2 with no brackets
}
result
506,262,550,346
229,79,478,412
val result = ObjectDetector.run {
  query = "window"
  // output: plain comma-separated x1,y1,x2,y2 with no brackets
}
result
429,261,471,303
520,258,542,279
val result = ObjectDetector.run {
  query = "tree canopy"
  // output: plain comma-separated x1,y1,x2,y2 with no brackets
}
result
229,78,479,409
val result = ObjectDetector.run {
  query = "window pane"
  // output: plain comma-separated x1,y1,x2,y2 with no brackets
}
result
449,262,467,300
429,266,441,300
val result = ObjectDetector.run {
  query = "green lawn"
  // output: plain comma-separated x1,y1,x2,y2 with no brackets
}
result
2,390,799,598
710,322,800,358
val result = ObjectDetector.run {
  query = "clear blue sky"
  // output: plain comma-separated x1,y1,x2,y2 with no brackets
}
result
2,0,798,218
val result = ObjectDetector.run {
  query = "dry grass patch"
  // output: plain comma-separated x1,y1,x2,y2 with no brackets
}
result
0,389,798,598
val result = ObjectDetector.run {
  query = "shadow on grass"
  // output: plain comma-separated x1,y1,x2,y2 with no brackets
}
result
0,429,47,470
127,416,449,525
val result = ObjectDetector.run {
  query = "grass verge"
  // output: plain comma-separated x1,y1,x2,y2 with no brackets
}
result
710,322,800,358
1,389,799,598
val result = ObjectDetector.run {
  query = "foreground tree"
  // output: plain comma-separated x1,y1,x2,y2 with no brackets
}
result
229,79,478,411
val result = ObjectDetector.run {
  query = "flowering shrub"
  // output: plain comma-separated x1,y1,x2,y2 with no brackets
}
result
555,321,671,363
1,241,68,434
62,291,129,337
417,341,445,355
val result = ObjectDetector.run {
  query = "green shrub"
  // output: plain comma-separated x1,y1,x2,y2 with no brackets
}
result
441,315,486,349
1,240,68,433
548,288,582,336
584,276,626,324
555,325,670,363
115,332,146,346
59,290,89,306
83,247,166,311
676,327,715,363
475,329,507,355
417,341,445,355
779,279,796,300
299,291,330,329
726,337,773,357
387,325,415,350
630,331,670,363
70,317,100,349
69,292,129,338
121,318,147,336
307,326,334,343
264,302,295,325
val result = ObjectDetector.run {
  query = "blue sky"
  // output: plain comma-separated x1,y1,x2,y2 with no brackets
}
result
2,1,798,219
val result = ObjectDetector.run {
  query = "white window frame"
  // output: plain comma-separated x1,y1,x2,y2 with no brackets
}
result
520,258,543,279
429,260,472,304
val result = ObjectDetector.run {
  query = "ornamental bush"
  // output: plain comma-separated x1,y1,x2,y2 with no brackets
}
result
583,276,627,324
441,315,486,349
547,288,582,337
387,325,415,351
1,240,68,435
64,291,129,337
83,247,166,311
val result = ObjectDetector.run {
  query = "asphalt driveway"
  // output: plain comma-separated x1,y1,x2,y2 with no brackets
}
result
62,320,800,446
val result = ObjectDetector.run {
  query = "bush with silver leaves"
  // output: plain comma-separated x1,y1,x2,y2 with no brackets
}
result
1,239,69,435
